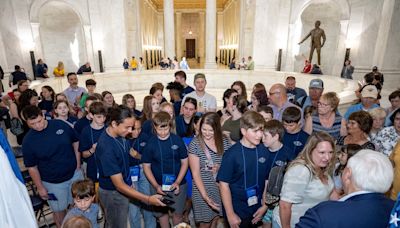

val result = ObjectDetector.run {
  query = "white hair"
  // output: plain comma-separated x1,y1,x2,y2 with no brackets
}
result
347,149,393,193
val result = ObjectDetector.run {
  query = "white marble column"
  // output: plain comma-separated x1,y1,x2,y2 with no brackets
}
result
204,0,217,69
83,25,95,71
373,0,395,67
217,12,223,63
30,23,44,60
175,12,182,60
163,0,175,58
332,20,349,76
238,0,246,59
198,12,205,61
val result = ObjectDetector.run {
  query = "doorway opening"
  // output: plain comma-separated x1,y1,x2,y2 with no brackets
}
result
186,39,196,58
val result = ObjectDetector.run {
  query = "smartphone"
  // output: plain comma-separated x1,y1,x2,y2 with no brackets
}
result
161,193,175,205
48,193,58,201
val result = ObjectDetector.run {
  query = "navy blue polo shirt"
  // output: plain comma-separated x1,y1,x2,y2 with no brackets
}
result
38,99,54,113
96,130,132,190
181,86,195,98
74,116,91,136
22,119,78,183
79,125,104,182
283,129,310,158
216,142,269,219
141,134,188,185
175,115,192,138
141,119,154,136
128,131,150,166
264,145,295,179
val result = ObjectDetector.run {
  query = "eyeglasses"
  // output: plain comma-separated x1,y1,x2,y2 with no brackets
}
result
269,91,281,96
317,102,330,107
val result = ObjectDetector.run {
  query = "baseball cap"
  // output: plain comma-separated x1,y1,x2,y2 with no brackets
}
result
309,79,324,89
361,85,378,99
194,73,206,82
372,66,378,71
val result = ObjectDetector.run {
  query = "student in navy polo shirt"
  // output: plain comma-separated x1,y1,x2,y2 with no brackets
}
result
96,106,164,228
217,111,269,228
261,119,295,226
74,95,100,136
128,115,156,228
22,105,83,228
142,111,189,228
282,107,310,158
79,101,106,183
175,97,197,138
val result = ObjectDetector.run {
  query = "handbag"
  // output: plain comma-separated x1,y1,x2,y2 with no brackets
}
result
10,118,24,136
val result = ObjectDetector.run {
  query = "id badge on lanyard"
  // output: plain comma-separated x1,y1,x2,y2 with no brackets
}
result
246,186,258,207
162,174,176,191
130,165,140,182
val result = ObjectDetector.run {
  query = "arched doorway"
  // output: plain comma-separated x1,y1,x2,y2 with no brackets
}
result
296,2,341,75
38,1,86,74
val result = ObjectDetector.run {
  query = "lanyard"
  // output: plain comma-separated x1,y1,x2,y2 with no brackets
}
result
158,137,175,175
113,136,128,180
241,144,259,189
270,149,280,168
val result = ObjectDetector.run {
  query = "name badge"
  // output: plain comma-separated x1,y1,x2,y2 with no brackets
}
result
130,166,140,182
205,159,214,171
162,174,176,191
246,186,258,207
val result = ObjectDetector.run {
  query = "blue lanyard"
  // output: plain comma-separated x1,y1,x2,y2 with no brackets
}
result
113,136,128,180
241,144,259,189
158,137,175,175
270,149,280,168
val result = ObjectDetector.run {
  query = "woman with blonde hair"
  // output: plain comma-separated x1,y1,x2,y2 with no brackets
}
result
53,61,65,77
273,132,335,228
160,102,177,134
368,107,387,140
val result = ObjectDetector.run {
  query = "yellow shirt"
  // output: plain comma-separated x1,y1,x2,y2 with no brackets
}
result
53,67,65,77
130,59,138,69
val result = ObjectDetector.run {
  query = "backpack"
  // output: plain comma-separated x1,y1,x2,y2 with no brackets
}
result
265,165,287,209
10,118,24,136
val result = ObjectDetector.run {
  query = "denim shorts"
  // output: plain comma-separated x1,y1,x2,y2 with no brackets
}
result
42,169,84,212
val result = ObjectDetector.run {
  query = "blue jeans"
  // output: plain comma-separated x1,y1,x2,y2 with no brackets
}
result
129,166,156,228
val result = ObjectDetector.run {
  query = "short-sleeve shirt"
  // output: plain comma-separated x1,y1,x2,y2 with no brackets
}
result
79,125,104,181
141,120,154,136
344,103,379,120
264,145,296,179
182,91,217,113
181,86,195,98
53,67,65,77
74,116,91,136
221,118,241,142
141,134,188,185
38,99,54,114
96,130,132,190
22,119,78,183
216,142,269,219
372,126,400,156
63,86,87,106
287,88,307,102
273,163,333,227
269,102,302,122
63,203,99,228
175,115,192,138
128,131,150,166
283,130,310,158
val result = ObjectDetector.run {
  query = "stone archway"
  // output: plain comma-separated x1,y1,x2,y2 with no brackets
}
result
38,1,87,74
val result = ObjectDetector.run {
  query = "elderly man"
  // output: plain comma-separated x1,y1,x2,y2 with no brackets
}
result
285,76,307,103
268,83,301,121
344,85,380,120
296,150,394,227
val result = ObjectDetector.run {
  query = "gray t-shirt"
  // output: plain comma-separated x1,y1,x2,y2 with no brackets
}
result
63,203,99,228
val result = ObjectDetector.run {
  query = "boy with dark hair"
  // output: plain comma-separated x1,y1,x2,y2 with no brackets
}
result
258,105,274,122
166,81,184,116
74,95,100,135
79,101,106,183
217,111,269,228
63,179,99,228
282,106,310,157
142,111,189,228
174,71,194,98
22,105,83,227
262,119,295,225
79,79,97,109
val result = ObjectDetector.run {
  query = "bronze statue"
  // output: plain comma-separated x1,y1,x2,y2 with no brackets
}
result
298,20,326,65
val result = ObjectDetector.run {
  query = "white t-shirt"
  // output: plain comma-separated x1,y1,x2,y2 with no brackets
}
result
182,91,217,113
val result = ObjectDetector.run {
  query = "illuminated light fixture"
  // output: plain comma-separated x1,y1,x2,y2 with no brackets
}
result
189,30,193,35
219,44,238,49
188,14,193,35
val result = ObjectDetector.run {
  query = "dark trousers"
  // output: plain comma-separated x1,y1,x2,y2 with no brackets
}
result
99,188,129,228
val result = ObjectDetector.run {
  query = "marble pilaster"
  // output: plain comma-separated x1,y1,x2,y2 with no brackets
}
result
163,0,175,58
176,12,182,60
204,0,217,69
198,11,205,61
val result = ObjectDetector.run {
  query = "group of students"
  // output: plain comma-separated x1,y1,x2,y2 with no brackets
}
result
15,69,399,228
